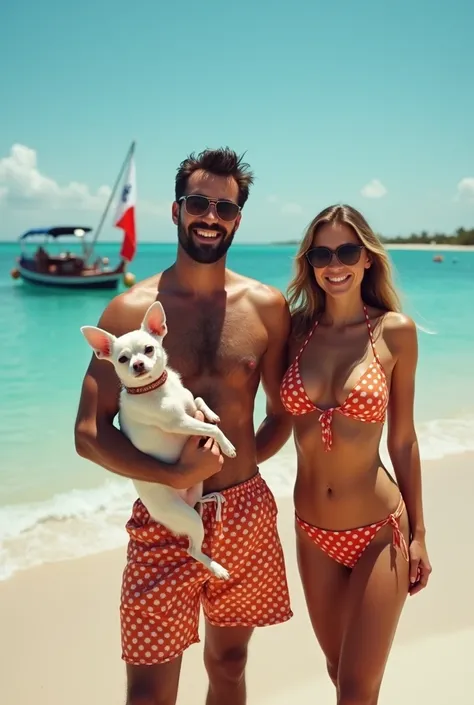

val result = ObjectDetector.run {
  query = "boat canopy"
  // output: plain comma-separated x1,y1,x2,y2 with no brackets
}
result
19,226,93,240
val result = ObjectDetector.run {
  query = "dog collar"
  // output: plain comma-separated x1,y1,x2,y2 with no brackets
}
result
124,369,168,395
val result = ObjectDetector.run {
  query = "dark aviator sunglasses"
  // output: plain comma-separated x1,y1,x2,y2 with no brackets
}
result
178,195,241,222
305,243,364,268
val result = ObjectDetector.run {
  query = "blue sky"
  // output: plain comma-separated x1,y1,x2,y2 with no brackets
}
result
1,0,473,244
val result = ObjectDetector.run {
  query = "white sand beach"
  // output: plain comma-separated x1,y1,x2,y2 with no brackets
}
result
1,451,472,704
385,243,474,251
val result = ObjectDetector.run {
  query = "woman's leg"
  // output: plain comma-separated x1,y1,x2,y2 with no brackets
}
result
336,511,410,705
296,523,351,685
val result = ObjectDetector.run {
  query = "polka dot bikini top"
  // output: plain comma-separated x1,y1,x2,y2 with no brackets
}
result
280,306,389,451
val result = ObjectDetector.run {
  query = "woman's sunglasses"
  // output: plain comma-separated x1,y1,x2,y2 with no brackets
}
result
178,195,241,222
305,243,364,269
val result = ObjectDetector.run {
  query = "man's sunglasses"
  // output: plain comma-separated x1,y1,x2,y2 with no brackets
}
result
305,243,364,268
178,195,241,222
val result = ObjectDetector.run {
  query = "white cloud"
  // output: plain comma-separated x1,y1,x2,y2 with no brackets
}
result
0,143,165,216
266,194,303,215
456,177,474,202
360,179,388,199
0,144,111,211
280,202,303,215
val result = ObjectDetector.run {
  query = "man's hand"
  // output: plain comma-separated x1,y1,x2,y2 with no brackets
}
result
175,411,224,489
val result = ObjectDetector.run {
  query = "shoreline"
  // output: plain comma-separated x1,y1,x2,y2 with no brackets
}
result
1,450,473,703
271,242,474,251
2,412,474,582
2,240,474,251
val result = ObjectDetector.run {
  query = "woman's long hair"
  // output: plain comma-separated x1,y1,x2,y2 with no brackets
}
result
287,204,401,337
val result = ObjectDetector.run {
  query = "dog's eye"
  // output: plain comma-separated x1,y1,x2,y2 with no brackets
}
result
118,355,129,363
144,345,154,355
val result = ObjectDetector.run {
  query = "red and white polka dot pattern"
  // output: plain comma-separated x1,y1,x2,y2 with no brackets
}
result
120,473,293,666
296,496,409,568
280,306,389,450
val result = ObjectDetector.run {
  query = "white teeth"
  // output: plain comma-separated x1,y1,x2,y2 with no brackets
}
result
327,275,349,282
196,229,218,238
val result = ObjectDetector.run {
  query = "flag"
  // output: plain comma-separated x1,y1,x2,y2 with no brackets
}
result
115,154,137,262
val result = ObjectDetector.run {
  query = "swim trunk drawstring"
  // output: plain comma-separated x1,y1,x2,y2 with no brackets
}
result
197,492,225,538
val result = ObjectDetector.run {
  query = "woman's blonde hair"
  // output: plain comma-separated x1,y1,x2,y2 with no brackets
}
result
287,204,401,336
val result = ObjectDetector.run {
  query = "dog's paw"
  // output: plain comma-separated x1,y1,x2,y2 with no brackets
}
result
209,561,230,580
205,411,220,424
221,441,237,458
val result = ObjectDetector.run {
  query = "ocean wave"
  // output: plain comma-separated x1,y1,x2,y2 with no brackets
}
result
0,480,135,581
416,417,474,459
1,415,473,581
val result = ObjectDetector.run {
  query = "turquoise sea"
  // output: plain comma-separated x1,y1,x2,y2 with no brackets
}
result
1,241,474,580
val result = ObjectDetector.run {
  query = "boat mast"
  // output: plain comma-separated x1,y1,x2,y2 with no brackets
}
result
84,140,136,262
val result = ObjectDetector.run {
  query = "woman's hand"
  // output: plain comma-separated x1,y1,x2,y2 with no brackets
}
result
408,537,432,596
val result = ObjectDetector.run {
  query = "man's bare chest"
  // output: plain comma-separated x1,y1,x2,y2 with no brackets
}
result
158,303,268,382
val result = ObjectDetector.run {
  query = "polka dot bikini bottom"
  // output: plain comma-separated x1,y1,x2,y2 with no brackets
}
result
296,496,409,569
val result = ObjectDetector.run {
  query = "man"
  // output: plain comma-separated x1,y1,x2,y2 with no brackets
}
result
75,147,293,705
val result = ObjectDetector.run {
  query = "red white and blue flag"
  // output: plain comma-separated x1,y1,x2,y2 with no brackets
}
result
115,154,137,262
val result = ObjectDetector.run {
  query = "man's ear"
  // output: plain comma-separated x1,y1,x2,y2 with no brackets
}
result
172,201,179,226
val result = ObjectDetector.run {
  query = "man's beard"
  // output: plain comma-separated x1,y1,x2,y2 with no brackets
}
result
177,216,236,264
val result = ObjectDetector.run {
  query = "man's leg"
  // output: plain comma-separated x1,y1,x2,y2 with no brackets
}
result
121,499,206,705
203,623,254,705
199,473,293,705
126,658,183,705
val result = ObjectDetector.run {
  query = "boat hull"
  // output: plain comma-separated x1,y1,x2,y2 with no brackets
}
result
17,265,122,290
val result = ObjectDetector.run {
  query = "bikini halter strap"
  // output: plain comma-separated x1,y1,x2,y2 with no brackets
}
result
294,317,320,361
294,306,383,367
362,305,383,367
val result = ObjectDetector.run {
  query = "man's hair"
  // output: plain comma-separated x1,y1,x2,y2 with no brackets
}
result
175,147,254,208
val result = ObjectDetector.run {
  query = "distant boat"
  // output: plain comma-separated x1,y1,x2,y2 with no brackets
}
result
11,141,137,290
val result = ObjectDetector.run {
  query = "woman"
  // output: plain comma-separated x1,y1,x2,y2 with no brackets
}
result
280,204,432,704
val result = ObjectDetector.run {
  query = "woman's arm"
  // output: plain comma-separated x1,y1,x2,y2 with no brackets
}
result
386,315,425,538
385,313,432,594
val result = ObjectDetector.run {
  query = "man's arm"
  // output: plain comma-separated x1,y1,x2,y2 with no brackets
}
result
74,292,222,490
254,288,293,464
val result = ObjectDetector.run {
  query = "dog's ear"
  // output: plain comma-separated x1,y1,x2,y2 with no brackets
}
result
141,301,167,338
80,326,116,359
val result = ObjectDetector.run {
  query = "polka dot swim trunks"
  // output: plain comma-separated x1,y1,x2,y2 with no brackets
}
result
120,472,293,666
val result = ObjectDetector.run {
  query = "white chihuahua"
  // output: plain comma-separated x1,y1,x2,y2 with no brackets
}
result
80,301,235,579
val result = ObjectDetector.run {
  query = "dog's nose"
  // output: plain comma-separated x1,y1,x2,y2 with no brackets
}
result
133,360,145,372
